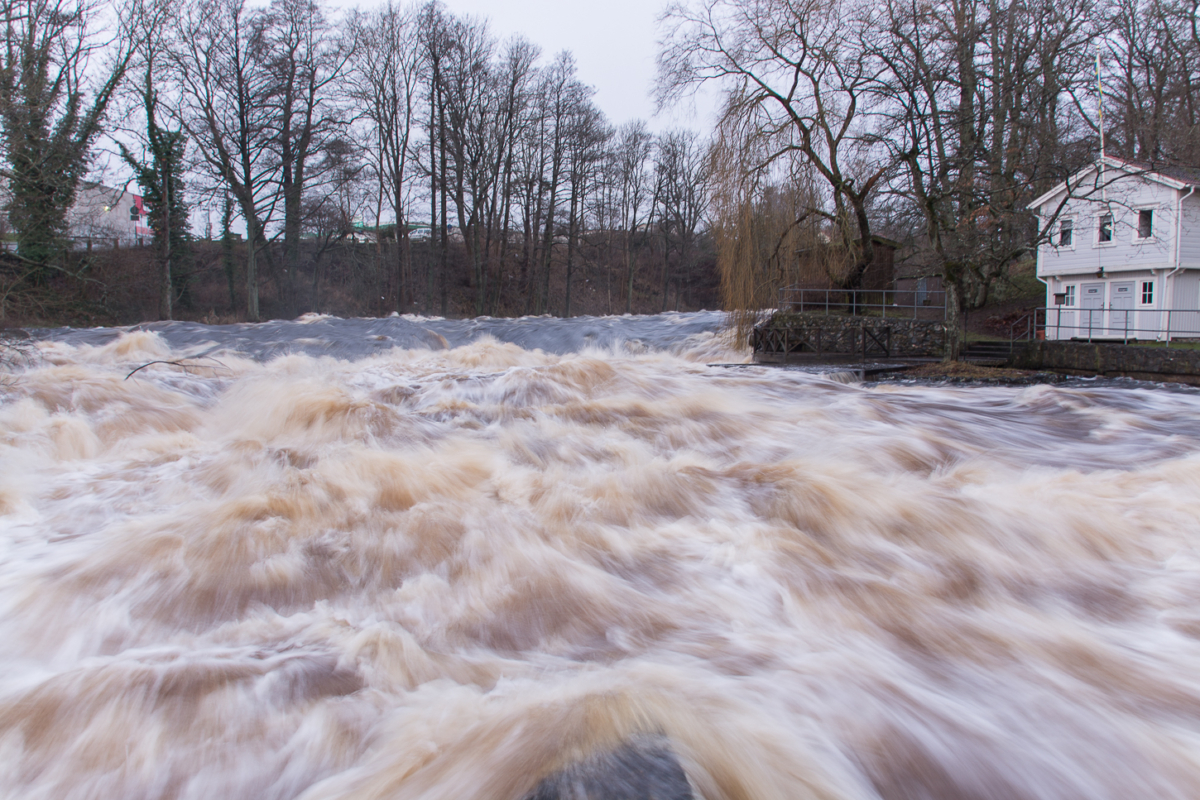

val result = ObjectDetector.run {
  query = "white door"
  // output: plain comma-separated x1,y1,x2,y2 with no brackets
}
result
1110,281,1134,337
1081,282,1105,339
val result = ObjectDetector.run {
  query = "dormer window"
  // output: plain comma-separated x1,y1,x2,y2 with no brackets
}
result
1098,213,1113,243
1058,218,1073,247
1137,209,1154,239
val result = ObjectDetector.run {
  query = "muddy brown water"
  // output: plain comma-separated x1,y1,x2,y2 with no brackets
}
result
4,312,1200,799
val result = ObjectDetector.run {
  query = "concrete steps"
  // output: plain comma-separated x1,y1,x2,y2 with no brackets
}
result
962,340,1017,365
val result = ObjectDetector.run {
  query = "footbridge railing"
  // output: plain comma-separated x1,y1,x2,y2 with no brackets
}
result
779,286,948,321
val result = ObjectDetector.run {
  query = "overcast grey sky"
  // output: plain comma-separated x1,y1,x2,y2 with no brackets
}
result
422,0,713,130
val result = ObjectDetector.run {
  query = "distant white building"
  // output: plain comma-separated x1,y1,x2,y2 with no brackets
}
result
65,182,153,248
1031,156,1200,340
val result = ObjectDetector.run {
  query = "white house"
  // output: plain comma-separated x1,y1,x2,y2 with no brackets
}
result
1031,156,1200,341
0,182,153,250
66,182,154,248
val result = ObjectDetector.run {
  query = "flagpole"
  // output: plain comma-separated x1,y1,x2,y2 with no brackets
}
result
1097,50,1106,202
1096,52,1105,162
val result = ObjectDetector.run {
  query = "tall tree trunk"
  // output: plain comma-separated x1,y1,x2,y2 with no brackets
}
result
565,178,579,317
245,215,259,321
222,197,238,313
160,269,173,320
439,89,449,317
283,184,302,317
625,230,635,314
944,272,964,361
494,179,516,315
660,221,671,312
428,84,438,314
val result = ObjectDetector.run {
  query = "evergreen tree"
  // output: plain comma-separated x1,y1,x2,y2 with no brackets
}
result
0,0,138,275
119,70,192,319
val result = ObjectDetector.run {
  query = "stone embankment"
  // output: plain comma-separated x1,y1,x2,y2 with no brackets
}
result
753,312,946,361
1009,341,1200,385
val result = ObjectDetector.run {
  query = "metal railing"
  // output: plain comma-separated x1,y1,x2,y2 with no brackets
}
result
1010,306,1200,344
779,285,948,320
751,321,895,362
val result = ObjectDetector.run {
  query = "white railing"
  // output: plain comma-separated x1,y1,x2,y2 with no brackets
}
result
1016,306,1200,343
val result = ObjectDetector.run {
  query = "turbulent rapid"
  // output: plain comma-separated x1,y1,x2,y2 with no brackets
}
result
6,312,1200,799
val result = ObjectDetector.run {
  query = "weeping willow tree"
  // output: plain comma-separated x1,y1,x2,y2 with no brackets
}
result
710,109,857,342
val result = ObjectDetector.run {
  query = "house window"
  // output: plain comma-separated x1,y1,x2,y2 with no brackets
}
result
1064,285,1076,306
1142,281,1154,304
916,277,928,305
130,205,139,222
1058,218,1073,247
1137,209,1154,239
1098,213,1113,243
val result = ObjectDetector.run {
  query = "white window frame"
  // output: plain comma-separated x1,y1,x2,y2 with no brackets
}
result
1056,216,1076,250
1095,211,1116,247
1063,284,1076,306
1140,280,1155,305
1133,206,1157,243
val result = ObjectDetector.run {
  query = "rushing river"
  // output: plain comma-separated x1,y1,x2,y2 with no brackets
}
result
5,311,1200,799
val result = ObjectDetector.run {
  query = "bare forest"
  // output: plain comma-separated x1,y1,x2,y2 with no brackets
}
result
0,0,717,325
0,0,1195,331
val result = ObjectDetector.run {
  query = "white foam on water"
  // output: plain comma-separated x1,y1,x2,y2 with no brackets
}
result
4,319,1200,798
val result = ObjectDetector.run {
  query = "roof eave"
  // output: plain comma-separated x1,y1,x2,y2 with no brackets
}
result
1028,157,1198,213
1028,163,1098,211
1100,154,1197,190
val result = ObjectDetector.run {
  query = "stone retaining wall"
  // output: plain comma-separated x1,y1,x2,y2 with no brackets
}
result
754,312,946,359
1009,341,1200,385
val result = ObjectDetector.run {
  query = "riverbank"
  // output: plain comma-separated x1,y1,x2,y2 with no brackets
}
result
897,360,1063,384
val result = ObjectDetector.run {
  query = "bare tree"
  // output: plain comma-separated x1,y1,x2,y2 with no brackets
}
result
659,0,891,294
439,14,501,316
347,1,421,312
611,120,653,313
530,52,590,314
172,0,278,320
416,0,458,315
1104,0,1200,164
563,101,608,316
303,137,367,310
483,36,538,314
512,75,547,313
262,0,350,317
653,129,710,310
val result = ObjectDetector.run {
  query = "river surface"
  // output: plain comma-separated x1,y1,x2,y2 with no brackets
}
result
5,312,1200,799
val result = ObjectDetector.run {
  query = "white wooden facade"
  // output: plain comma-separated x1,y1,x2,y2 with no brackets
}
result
65,183,153,248
1031,156,1200,340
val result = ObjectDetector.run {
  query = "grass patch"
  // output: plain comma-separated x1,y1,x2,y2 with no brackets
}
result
1129,339,1200,350
904,362,1037,380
